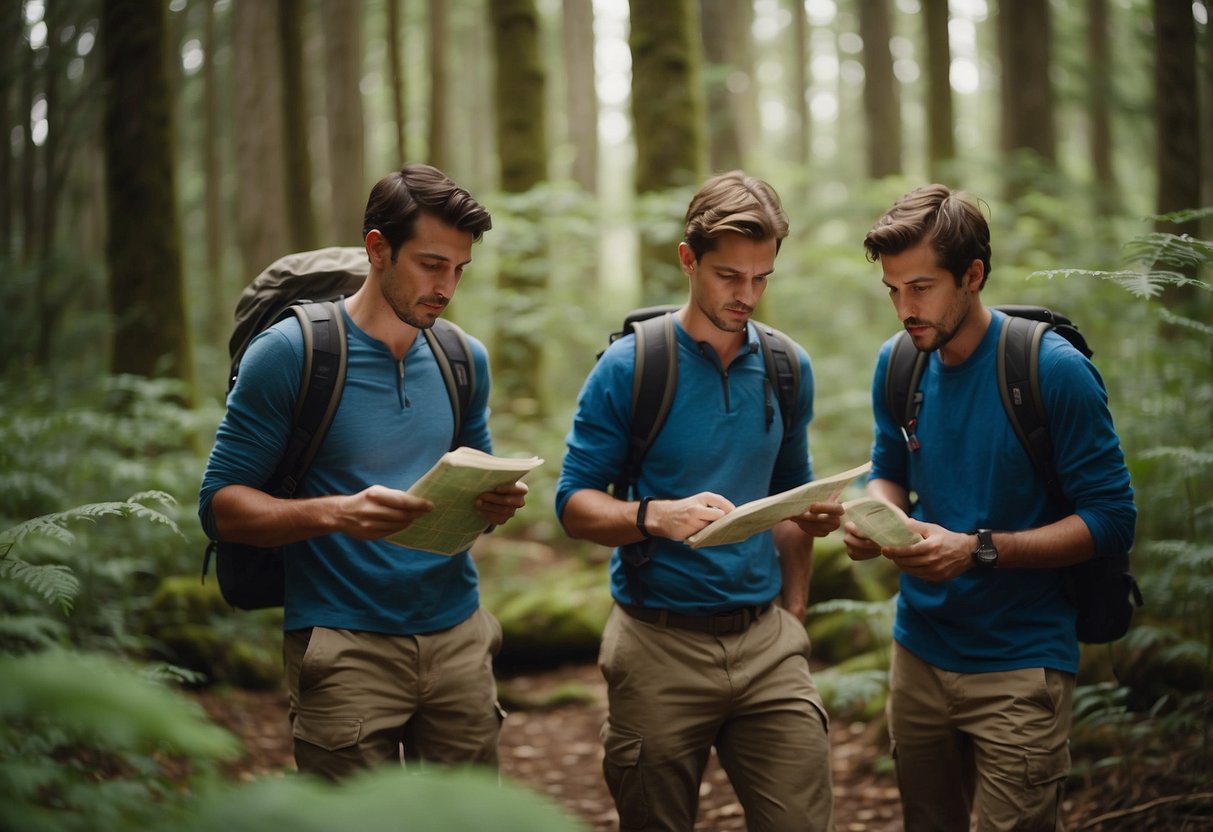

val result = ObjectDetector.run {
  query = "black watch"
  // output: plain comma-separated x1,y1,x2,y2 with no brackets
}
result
972,528,998,568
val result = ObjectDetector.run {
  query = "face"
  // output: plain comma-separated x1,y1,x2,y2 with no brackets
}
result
378,212,475,329
880,239,980,355
681,233,778,333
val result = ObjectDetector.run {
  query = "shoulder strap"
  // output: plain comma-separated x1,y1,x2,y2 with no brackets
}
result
996,315,1067,506
753,321,800,440
268,301,347,498
884,330,928,452
424,318,475,451
612,312,678,499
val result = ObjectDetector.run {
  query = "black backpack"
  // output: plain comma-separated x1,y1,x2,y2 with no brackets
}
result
884,304,1143,643
202,247,475,610
605,306,802,603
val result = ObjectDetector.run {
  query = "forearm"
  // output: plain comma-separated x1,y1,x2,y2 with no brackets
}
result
866,477,911,513
212,484,343,547
560,488,648,547
774,520,813,620
978,514,1095,569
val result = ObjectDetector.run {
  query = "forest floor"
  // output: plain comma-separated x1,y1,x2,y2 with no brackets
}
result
194,662,1213,831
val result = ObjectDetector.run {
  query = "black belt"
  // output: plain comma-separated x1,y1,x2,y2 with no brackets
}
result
619,602,772,636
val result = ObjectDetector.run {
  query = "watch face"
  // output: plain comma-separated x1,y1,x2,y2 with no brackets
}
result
974,546,998,567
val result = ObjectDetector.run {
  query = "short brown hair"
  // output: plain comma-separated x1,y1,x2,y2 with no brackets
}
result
683,171,789,261
863,184,992,287
362,164,492,257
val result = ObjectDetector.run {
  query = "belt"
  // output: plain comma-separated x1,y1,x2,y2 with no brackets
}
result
619,602,772,636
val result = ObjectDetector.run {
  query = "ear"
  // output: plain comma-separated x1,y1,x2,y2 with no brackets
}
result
964,258,985,293
678,242,697,276
365,229,391,268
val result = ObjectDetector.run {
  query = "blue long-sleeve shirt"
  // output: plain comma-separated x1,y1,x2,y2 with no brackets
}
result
556,318,816,614
869,309,1136,674
199,303,493,635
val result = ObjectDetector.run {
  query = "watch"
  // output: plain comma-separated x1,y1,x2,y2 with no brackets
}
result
972,528,998,568
636,497,656,539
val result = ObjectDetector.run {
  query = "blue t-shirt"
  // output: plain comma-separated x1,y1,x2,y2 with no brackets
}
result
199,303,494,635
869,309,1136,674
556,318,816,614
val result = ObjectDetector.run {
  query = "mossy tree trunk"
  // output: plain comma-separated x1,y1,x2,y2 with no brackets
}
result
489,0,549,414
102,0,193,397
628,0,705,302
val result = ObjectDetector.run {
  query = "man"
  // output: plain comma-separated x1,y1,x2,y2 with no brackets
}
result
199,164,528,781
849,184,1136,830
557,171,836,831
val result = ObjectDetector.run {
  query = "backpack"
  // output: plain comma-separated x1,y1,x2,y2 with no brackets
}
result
884,304,1143,643
201,247,475,610
605,305,802,603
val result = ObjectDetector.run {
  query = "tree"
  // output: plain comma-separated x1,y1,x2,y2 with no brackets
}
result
101,0,193,393
386,0,408,166
922,0,954,182
231,0,289,280
629,0,705,299
278,0,318,252
562,0,598,192
427,0,450,171
1153,1,1200,232
321,0,367,245
996,0,1057,191
488,0,549,412
857,0,901,179
786,0,811,171
700,0,759,172
201,0,227,342
1085,0,1117,213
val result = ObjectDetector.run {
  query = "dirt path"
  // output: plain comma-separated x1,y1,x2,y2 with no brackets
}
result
195,663,1166,831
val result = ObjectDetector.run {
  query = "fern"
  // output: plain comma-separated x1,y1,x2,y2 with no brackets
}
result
0,492,182,555
0,560,79,613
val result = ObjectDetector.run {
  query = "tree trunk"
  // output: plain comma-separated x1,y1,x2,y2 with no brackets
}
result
386,0,408,166
321,0,367,245
279,0,318,252
0,2,22,259
202,0,227,343
923,0,954,182
1086,0,1117,213
232,0,290,280
997,0,1056,191
787,0,810,170
102,0,193,395
488,0,549,413
857,0,901,179
629,0,705,300
562,0,598,192
427,0,449,171
700,0,758,172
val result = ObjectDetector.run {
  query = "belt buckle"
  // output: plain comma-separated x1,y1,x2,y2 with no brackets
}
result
711,607,748,635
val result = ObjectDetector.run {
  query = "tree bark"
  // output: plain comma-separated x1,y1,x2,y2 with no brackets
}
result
857,0,901,179
787,0,810,170
1153,0,1200,229
997,0,1056,183
321,0,367,245
386,0,408,166
202,0,227,343
700,0,758,172
427,0,449,171
102,0,193,394
562,0,598,192
279,0,318,251
1086,0,1117,213
923,0,954,182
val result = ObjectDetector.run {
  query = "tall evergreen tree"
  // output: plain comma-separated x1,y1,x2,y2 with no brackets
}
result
321,0,366,244
996,0,1057,194
101,0,193,394
857,0,901,179
922,0,954,182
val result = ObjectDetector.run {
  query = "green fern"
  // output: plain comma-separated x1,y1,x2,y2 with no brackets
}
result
0,560,79,613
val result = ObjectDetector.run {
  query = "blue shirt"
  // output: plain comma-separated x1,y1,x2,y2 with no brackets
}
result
199,303,494,635
556,318,816,614
869,309,1136,674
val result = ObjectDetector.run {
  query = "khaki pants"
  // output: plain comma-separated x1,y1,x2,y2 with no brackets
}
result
598,604,834,832
284,607,503,781
887,641,1074,832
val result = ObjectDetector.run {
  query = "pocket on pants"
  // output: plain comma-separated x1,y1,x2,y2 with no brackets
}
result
1025,744,1070,787
293,713,362,753
602,727,648,829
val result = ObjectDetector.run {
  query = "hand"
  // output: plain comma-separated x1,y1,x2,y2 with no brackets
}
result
842,521,884,561
475,481,530,526
788,501,843,538
879,520,973,582
337,485,433,540
645,492,737,541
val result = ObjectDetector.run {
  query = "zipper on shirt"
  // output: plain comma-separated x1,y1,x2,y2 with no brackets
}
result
397,359,411,409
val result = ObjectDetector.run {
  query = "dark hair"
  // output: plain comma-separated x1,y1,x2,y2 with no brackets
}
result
362,164,493,257
683,170,789,261
863,184,992,288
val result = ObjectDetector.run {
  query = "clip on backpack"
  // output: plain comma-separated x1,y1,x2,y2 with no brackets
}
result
605,305,801,603
885,304,1143,644
202,247,475,610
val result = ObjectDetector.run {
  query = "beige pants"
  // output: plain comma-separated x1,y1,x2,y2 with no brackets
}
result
887,641,1074,832
598,604,834,832
284,607,503,781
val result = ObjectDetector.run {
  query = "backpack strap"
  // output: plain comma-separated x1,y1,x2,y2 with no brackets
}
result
884,330,928,453
754,321,801,440
268,300,348,498
424,318,475,451
996,315,1068,507
612,311,678,499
